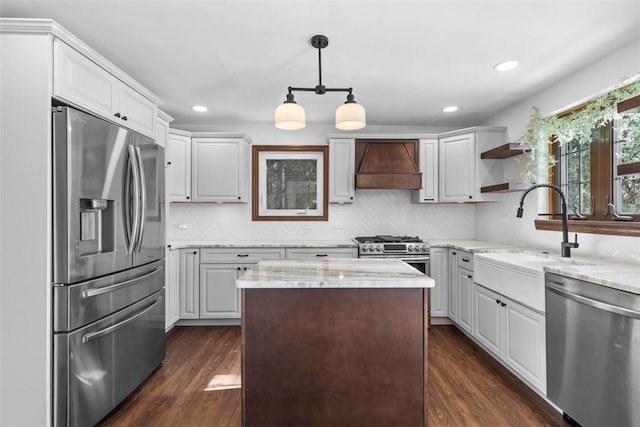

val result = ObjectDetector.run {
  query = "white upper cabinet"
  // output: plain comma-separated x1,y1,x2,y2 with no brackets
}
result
53,39,157,138
329,138,356,203
411,138,438,203
438,128,506,202
439,133,476,202
166,131,192,202
191,136,250,203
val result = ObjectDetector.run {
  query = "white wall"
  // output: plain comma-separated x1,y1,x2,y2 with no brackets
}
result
168,123,479,242
476,37,640,263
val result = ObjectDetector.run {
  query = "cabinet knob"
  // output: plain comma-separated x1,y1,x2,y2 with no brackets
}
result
350,196,354,200
501,302,506,307
244,267,248,271
237,267,241,271
122,116,128,121
468,195,472,199
114,112,121,118
167,161,172,165
186,196,190,200
193,251,197,255
467,275,472,279
496,299,501,304
238,196,241,200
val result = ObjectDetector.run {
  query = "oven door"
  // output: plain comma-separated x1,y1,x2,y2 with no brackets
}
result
399,256,430,276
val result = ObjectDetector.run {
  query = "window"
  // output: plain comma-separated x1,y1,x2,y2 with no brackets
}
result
252,145,328,221
543,95,640,236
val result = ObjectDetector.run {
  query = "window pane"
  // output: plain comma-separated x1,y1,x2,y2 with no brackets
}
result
580,149,591,182
617,174,640,214
266,159,317,210
618,112,640,164
581,183,592,214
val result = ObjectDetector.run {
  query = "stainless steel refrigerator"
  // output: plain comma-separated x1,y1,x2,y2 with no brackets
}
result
52,106,165,426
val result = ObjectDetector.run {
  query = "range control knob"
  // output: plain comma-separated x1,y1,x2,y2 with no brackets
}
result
408,245,414,252
422,245,428,251
376,245,382,252
361,246,368,252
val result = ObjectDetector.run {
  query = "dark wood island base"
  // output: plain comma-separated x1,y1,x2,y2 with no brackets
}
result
241,287,429,427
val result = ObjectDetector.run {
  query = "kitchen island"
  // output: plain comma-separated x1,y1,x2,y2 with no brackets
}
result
236,258,434,427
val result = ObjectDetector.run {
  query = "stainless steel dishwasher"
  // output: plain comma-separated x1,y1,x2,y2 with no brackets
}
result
546,272,640,427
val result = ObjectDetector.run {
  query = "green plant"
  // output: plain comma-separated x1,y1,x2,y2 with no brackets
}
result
516,77,640,182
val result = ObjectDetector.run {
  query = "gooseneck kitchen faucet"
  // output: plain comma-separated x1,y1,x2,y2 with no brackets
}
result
516,183,579,257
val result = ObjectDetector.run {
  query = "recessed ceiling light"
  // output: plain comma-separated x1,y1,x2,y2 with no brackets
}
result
494,60,519,72
192,105,208,112
442,106,458,113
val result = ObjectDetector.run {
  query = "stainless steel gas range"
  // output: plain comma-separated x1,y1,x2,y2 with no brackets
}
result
354,235,431,325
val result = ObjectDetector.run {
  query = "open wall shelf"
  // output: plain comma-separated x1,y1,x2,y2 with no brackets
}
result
481,143,531,159
481,182,532,193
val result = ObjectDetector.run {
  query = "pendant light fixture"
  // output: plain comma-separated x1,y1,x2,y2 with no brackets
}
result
275,34,366,130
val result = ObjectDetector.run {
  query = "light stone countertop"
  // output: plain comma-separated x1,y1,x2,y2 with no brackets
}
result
425,239,518,252
544,262,640,295
169,239,358,249
236,258,435,289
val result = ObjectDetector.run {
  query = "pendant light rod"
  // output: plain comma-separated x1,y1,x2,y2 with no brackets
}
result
286,35,354,95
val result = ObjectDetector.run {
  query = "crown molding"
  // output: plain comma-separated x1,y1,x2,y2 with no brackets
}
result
0,18,164,107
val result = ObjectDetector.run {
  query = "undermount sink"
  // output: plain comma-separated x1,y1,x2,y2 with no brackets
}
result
473,251,597,313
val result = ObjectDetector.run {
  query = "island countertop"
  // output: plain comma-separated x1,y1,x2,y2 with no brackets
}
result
236,258,435,289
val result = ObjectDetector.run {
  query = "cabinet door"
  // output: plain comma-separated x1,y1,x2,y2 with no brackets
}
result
439,133,475,202
114,84,156,138
199,264,242,319
505,301,546,393
166,133,192,201
53,39,115,121
166,248,180,329
448,250,458,322
473,284,504,357
178,249,200,319
329,138,355,203
412,139,438,203
191,138,248,202
428,247,448,317
457,267,474,333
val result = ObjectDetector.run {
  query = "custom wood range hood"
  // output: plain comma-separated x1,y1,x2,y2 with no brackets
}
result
355,139,422,189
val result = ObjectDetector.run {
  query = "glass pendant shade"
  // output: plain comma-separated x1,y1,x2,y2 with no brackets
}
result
275,102,305,130
335,101,366,130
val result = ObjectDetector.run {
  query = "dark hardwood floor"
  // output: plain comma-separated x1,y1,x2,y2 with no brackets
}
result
98,325,564,427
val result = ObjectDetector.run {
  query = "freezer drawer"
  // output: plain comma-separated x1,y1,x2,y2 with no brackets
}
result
54,260,164,332
53,290,165,427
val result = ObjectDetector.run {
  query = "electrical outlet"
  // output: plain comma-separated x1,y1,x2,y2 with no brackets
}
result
177,223,193,230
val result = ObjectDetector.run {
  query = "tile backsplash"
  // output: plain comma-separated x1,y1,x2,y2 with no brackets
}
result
169,190,475,241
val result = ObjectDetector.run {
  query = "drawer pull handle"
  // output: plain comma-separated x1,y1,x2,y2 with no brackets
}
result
316,254,328,257
237,254,249,257
462,258,470,262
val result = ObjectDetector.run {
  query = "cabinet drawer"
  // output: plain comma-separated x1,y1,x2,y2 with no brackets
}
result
457,250,474,270
285,247,357,259
200,247,285,264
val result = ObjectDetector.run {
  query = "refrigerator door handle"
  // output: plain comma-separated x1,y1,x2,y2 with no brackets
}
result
82,267,162,299
81,295,162,343
126,144,142,254
134,146,147,252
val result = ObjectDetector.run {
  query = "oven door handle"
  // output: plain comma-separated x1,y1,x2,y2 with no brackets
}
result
400,257,430,262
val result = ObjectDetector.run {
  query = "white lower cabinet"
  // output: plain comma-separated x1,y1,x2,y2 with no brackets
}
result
448,249,458,322
285,247,357,259
200,264,247,319
178,249,200,319
473,283,546,393
428,247,449,317
457,267,474,333
165,248,181,330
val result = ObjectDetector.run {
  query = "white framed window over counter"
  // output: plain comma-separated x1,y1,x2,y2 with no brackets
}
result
252,145,328,221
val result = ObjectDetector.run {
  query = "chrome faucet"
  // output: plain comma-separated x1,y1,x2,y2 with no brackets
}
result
516,183,578,257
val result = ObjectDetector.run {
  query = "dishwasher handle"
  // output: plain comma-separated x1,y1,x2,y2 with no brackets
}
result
546,281,640,320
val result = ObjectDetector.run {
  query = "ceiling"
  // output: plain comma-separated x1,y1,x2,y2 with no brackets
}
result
1,0,639,129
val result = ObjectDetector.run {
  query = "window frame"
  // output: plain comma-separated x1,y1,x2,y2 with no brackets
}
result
535,96,640,237
251,145,329,221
